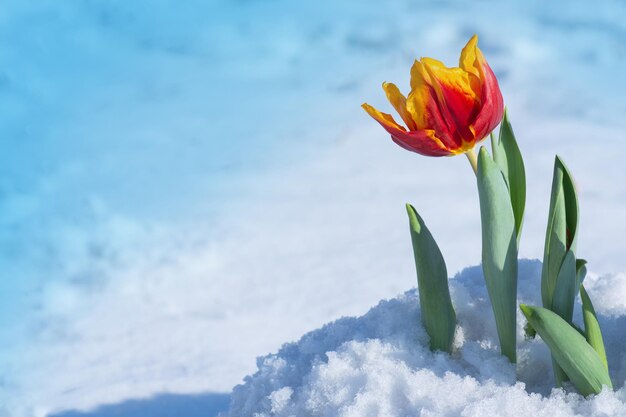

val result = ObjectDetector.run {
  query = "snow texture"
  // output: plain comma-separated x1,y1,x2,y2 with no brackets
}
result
227,260,626,416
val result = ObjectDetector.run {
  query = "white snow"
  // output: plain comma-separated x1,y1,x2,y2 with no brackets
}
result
1,0,626,416
227,261,626,416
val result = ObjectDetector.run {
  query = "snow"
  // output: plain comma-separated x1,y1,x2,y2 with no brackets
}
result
227,261,626,416
0,0,625,416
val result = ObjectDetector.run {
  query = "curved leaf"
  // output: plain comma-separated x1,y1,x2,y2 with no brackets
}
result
541,160,567,308
406,204,456,353
541,157,582,386
521,304,612,396
580,285,608,371
492,109,526,243
559,157,580,252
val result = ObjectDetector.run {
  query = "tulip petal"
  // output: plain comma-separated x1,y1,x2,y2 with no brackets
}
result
390,129,452,156
471,56,504,140
407,61,459,150
421,57,480,146
407,61,445,130
361,102,407,132
459,34,482,94
459,35,504,140
382,82,417,131
362,103,451,156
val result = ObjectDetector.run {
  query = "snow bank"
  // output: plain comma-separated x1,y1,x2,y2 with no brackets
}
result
226,260,626,416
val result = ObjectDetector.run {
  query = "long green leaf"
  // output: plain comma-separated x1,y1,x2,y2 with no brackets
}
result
580,285,608,371
491,109,526,243
541,160,567,308
520,304,612,396
552,250,577,322
476,147,518,363
406,204,456,353
541,157,582,386
550,250,578,386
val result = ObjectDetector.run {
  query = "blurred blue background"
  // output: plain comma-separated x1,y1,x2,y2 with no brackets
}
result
0,1,625,416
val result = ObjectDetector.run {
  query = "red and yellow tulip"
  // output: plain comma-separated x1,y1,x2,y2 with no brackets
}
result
362,35,503,158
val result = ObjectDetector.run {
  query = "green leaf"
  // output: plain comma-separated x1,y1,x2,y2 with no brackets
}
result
580,285,609,371
520,304,612,396
541,160,568,308
559,157,580,252
406,204,456,353
551,357,569,387
476,147,518,363
491,109,526,244
551,250,578,322
576,259,588,288
550,250,578,386
542,157,579,307
540,157,582,386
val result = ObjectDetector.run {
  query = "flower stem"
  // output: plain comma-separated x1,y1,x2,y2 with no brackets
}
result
465,148,478,175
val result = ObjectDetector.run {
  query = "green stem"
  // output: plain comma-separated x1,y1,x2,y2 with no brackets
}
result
465,148,478,175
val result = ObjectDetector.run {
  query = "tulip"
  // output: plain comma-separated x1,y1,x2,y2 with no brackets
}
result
362,35,503,173
362,36,525,363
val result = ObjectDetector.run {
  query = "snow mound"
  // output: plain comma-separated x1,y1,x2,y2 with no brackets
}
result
226,260,626,416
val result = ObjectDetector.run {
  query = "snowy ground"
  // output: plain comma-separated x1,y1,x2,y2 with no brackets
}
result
227,261,626,416
0,0,625,416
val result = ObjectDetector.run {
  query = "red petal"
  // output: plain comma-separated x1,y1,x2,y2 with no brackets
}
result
389,129,454,157
471,59,504,140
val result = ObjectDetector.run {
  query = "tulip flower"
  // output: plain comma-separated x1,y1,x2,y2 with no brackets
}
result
362,35,503,173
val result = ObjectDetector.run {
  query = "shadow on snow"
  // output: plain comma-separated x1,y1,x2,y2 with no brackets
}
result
49,392,230,417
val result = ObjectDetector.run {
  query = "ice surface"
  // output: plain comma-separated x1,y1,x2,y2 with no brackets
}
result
227,260,626,416
1,0,626,415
